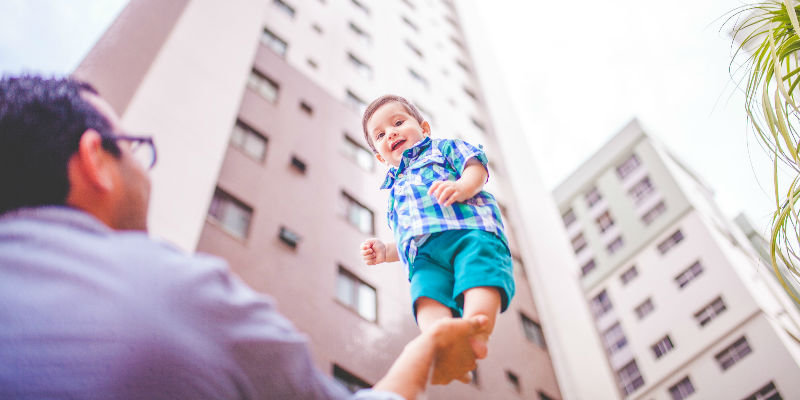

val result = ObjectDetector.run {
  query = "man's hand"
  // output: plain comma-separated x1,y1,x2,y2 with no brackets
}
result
428,315,489,385
428,180,469,207
361,239,387,265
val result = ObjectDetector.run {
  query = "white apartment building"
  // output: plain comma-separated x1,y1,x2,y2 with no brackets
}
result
553,119,800,400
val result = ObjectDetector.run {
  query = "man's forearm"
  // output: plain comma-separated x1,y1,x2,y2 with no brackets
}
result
371,335,434,399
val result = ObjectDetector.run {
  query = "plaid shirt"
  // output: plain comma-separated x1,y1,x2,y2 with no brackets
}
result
381,137,507,275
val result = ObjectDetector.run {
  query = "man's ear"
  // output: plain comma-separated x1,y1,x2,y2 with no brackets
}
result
73,130,115,192
421,121,431,136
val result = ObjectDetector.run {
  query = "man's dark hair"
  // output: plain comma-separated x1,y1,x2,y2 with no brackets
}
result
0,75,120,214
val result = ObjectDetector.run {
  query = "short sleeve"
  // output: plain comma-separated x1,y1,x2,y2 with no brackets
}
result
440,139,489,178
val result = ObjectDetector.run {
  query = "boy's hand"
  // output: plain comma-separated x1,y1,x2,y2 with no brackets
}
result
428,180,469,207
361,239,387,265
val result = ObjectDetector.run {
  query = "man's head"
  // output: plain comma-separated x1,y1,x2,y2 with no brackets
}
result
362,95,429,167
0,75,152,230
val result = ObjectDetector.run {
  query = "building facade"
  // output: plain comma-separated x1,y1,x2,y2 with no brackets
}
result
553,120,800,399
71,0,611,398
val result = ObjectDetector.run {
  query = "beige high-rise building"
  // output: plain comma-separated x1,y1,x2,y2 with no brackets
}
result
553,120,800,399
73,0,620,398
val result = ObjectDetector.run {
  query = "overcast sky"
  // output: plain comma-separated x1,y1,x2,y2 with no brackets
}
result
0,0,779,235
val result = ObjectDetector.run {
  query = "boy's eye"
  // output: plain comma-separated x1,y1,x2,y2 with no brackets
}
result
394,120,404,126
376,132,385,140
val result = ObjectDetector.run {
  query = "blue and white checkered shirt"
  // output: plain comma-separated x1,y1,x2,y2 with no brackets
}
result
381,137,508,276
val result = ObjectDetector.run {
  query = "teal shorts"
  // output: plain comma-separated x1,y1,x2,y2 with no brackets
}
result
409,229,515,319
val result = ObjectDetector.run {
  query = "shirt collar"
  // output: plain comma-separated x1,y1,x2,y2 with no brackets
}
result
0,205,114,234
380,137,432,190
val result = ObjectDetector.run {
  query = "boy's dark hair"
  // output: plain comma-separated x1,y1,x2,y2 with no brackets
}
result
0,74,119,215
361,94,424,154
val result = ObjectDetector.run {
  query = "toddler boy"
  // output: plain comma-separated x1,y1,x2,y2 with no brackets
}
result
359,95,515,383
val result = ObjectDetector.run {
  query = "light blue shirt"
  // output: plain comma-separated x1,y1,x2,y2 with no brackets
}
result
0,207,401,400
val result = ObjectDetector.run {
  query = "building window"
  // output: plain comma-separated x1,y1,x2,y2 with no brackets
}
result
634,298,655,319
620,265,638,285
290,156,307,174
298,100,314,116
538,392,556,400
652,335,675,359
742,381,782,400
278,226,301,249
602,322,628,355
715,336,752,370
341,134,375,171
562,208,576,227
463,86,478,102
694,296,727,327
273,0,295,17
520,313,546,348
505,370,521,393
571,233,587,254
208,188,253,239
261,28,288,56
450,35,465,50
616,154,641,179
229,120,268,162
607,236,624,254
581,259,597,276
336,267,377,321
351,0,370,14
591,289,613,318
596,210,615,233
616,360,645,396
307,58,318,69
657,230,684,254
408,68,428,89
642,200,667,225
628,176,656,204
675,261,704,289
348,21,371,45
585,186,602,207
669,376,695,400
333,365,370,393
348,53,372,79
312,23,323,34
401,15,418,31
455,59,471,74
341,192,374,234
405,39,423,58
247,69,279,103
401,0,415,9
345,90,367,113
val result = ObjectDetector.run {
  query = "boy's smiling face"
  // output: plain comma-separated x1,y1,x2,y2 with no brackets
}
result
367,101,430,167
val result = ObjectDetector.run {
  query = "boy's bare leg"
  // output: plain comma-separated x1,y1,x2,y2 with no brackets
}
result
416,297,475,384
416,297,454,332
462,287,502,360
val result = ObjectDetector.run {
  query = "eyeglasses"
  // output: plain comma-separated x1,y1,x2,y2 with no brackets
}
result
111,135,158,170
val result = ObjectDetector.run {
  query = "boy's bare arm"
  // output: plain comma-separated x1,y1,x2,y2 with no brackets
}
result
361,239,399,264
428,158,488,207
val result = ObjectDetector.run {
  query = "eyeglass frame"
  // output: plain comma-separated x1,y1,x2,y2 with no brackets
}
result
100,134,158,170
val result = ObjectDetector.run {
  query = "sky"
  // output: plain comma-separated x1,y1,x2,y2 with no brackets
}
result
0,0,781,236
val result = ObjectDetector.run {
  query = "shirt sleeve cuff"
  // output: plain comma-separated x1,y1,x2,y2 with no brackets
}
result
352,388,406,400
